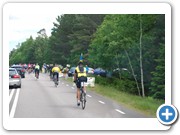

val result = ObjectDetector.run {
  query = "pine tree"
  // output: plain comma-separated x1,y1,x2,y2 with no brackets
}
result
150,42,165,99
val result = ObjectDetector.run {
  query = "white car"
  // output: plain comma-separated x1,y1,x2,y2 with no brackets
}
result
88,67,94,74
9,68,21,88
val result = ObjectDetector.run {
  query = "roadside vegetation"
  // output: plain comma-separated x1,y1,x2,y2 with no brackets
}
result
89,84,164,117
9,14,165,110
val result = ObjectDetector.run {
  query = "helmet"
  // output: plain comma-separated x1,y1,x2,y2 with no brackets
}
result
78,60,83,65
66,64,70,68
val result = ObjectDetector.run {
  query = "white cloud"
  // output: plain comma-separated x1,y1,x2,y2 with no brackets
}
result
7,3,61,51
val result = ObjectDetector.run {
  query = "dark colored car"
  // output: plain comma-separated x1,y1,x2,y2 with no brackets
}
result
68,67,76,77
94,68,107,77
11,65,25,78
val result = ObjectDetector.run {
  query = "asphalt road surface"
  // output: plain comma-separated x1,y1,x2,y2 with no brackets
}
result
9,73,147,118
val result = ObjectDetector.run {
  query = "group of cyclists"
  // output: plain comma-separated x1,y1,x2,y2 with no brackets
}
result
32,60,87,107
27,63,50,74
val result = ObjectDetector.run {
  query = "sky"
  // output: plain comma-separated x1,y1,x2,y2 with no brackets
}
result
7,3,62,52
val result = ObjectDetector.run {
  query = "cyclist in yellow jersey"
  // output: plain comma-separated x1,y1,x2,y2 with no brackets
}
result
74,60,87,106
52,64,61,82
35,63,40,79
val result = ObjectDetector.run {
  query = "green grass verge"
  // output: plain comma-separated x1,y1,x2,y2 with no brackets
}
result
64,77,164,117
88,84,164,117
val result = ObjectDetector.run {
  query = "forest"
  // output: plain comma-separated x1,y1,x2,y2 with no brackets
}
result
9,14,165,100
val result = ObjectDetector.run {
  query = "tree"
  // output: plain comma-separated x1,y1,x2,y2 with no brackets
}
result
150,42,165,99
49,15,76,65
88,14,165,97
33,36,49,66
89,14,141,95
49,14,105,66
139,14,145,97
9,35,49,66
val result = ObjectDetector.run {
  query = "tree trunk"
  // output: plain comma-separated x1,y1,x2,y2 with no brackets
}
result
139,15,145,97
124,49,141,96
115,53,121,80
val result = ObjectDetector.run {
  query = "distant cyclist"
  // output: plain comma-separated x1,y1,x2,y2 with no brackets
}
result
52,64,61,82
49,64,54,80
35,63,40,79
74,60,87,106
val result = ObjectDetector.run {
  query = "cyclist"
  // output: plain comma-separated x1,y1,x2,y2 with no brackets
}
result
35,63,40,79
74,60,87,106
63,65,69,79
49,64,54,80
52,64,61,82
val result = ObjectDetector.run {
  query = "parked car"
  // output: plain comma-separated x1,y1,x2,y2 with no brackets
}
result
9,68,21,88
87,67,94,74
94,68,107,77
68,67,76,77
11,65,25,78
112,68,131,78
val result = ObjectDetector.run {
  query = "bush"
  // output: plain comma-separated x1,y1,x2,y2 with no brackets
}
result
95,76,109,85
152,91,165,100
94,76,138,95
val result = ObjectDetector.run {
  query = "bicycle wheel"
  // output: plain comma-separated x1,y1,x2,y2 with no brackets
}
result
54,74,58,87
50,74,52,80
35,73,38,80
81,92,86,109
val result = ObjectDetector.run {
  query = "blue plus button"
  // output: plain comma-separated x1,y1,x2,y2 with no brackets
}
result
157,104,178,125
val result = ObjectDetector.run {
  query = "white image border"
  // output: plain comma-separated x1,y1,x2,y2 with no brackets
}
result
3,2,171,130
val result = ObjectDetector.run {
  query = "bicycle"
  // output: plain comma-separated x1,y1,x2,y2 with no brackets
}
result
50,72,53,81
35,71,39,80
53,73,58,87
80,81,86,110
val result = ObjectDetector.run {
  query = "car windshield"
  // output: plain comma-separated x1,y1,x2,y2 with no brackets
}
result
11,65,23,68
11,66,23,70
15,68,22,70
9,70,16,76
70,67,76,72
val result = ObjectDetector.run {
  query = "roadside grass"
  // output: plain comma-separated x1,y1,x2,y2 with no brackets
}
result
89,84,164,117
65,77,164,117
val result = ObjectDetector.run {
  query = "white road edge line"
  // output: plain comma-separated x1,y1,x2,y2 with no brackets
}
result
10,88,20,118
9,89,15,102
115,109,126,114
71,87,75,89
98,101,105,104
87,95,92,97
66,84,69,86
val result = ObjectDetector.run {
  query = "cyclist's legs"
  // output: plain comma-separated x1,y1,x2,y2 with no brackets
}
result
76,79,81,102
53,72,58,80
52,72,55,80
35,69,39,78
35,69,37,76
50,71,52,76
37,70,39,78
56,72,59,81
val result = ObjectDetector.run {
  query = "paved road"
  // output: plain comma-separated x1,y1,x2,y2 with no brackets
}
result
9,73,147,118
